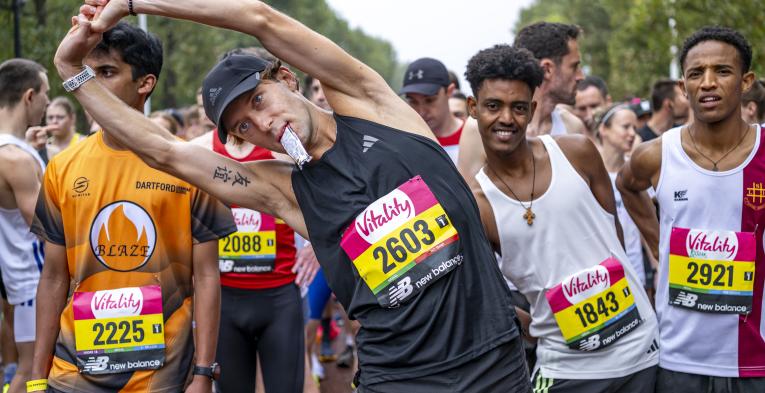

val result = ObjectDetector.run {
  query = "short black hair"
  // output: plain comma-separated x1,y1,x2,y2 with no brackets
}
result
92,22,163,95
447,70,461,91
303,75,317,99
679,26,752,73
514,22,580,64
650,79,678,112
743,80,765,122
577,75,608,98
0,58,46,109
465,45,544,97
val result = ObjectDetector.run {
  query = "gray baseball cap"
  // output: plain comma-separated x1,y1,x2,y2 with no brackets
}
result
202,54,271,143
399,57,450,96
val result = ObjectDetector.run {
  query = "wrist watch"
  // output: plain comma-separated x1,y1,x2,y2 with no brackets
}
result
193,362,220,380
62,65,96,92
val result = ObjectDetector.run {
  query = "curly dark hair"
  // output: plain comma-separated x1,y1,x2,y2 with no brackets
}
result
465,45,544,97
514,22,580,64
679,26,752,73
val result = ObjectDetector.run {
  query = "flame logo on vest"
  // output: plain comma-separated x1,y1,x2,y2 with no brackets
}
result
89,201,157,272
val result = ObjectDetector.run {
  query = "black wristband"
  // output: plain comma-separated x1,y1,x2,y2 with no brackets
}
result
128,0,136,16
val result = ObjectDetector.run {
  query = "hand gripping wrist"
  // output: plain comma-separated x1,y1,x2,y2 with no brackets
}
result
26,379,48,393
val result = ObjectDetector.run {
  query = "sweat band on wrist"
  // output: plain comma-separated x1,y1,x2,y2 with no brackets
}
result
26,379,48,392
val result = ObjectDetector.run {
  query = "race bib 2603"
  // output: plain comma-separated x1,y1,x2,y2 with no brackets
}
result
73,286,165,374
341,176,462,308
546,257,641,351
669,227,755,314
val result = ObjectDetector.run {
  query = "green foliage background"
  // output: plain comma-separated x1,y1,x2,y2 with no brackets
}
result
515,0,765,100
0,0,400,111
2,0,761,112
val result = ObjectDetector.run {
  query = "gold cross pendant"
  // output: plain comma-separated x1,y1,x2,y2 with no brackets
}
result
523,207,535,226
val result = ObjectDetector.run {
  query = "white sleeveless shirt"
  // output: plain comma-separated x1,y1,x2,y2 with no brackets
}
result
610,172,646,286
0,134,44,304
476,135,658,379
550,107,567,136
655,125,765,377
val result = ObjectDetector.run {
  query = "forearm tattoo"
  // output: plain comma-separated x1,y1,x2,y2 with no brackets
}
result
213,166,251,188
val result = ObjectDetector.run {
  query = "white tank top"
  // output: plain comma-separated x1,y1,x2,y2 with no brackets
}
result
655,125,765,377
0,135,44,304
476,135,658,379
610,172,646,286
550,107,567,136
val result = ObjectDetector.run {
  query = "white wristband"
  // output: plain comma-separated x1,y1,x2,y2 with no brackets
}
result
62,65,96,92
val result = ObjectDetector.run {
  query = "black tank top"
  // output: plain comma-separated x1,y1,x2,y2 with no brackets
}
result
292,114,518,384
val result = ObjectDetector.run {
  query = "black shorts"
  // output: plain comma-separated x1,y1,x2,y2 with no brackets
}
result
656,367,765,393
215,284,305,393
0,269,7,301
531,366,657,393
360,336,532,393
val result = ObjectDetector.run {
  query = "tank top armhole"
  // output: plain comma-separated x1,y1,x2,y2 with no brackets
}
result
654,130,674,198
474,168,510,269
539,135,581,187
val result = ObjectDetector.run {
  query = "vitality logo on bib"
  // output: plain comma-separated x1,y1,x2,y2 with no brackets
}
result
686,230,738,260
90,287,143,319
561,265,610,305
355,189,414,244
89,201,157,272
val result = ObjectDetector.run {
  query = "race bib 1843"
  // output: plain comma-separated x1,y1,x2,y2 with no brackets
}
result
668,227,755,314
546,257,641,351
219,208,277,274
73,286,165,374
341,176,462,308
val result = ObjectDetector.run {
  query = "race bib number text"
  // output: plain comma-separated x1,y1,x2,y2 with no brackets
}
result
73,286,165,374
341,176,462,308
668,227,755,314
546,257,641,351
219,208,277,274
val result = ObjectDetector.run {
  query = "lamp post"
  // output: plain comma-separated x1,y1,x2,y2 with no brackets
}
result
12,0,24,58
139,14,151,115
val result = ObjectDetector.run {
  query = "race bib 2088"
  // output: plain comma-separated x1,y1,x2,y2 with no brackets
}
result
341,176,462,308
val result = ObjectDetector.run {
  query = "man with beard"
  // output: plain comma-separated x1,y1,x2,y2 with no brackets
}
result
458,21,587,178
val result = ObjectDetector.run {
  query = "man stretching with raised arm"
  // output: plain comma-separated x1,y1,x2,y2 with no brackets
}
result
57,1,532,391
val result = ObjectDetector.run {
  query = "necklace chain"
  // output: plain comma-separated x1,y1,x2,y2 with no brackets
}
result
488,149,536,225
687,124,750,171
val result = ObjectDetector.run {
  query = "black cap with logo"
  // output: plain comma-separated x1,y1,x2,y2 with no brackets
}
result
202,54,271,143
399,57,450,96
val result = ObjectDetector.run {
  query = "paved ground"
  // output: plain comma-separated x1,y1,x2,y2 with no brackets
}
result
316,333,356,393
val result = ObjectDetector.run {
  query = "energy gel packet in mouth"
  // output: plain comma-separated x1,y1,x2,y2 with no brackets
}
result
280,125,312,169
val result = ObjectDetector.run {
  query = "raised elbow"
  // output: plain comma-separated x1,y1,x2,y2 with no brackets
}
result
245,2,272,32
